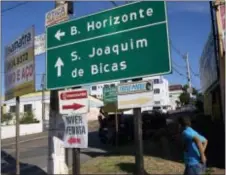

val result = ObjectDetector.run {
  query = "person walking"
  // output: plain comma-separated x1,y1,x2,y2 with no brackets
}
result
178,116,208,175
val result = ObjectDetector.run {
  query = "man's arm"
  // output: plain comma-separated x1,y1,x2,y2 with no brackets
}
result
202,139,208,152
193,136,207,163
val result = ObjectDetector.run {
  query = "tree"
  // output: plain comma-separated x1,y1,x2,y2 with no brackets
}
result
175,100,180,107
179,92,190,105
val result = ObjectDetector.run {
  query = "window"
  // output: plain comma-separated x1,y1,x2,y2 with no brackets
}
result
154,101,160,105
153,79,160,84
24,104,32,113
104,85,109,88
92,86,97,90
9,106,16,113
154,88,160,94
110,84,115,87
169,95,172,97
153,106,161,110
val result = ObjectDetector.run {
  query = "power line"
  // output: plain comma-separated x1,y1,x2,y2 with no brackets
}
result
2,2,29,14
110,1,118,6
190,65,199,77
173,66,186,77
169,39,186,59
172,60,186,69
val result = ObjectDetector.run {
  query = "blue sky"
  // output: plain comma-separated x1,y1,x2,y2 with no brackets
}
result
1,1,211,93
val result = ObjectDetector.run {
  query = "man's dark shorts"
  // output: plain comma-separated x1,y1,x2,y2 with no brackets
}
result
184,163,206,175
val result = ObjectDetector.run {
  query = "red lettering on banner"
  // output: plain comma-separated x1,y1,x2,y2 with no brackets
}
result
22,64,33,80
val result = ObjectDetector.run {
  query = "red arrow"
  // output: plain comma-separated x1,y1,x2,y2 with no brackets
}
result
62,103,84,110
68,137,81,144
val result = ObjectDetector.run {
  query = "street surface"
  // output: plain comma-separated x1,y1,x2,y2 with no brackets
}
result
1,127,105,174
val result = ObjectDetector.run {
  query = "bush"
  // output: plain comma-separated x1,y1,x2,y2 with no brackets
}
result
1,113,13,125
19,112,40,124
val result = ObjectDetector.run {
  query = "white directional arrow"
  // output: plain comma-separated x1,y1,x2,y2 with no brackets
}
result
55,57,64,77
55,29,65,41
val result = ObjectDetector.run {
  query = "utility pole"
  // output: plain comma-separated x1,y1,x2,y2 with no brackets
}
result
184,53,192,98
16,96,20,175
41,73,46,131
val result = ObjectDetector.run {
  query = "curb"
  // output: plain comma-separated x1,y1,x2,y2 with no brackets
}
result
2,136,48,147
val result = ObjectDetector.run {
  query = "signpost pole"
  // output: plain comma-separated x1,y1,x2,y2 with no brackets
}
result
133,107,144,175
132,78,144,175
71,86,82,175
72,148,80,175
41,73,46,131
47,1,73,174
115,109,118,147
16,96,20,174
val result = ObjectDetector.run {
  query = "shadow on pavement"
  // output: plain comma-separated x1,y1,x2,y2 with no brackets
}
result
1,150,47,175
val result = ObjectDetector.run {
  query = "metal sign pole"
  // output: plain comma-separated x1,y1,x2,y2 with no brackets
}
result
16,96,20,174
115,109,118,147
132,78,144,175
72,148,80,175
71,86,82,175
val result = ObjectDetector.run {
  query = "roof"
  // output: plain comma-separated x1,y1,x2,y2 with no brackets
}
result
169,85,183,91
3,90,103,108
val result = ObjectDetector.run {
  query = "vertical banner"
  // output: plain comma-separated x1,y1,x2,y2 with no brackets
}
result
4,26,35,101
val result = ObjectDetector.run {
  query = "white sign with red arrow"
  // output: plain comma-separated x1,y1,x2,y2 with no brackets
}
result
58,89,89,115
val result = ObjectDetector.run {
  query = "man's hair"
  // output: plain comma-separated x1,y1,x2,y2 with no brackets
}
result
178,116,191,127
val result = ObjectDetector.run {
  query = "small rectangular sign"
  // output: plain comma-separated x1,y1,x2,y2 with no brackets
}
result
117,81,154,109
103,86,117,105
35,34,46,55
45,3,69,27
58,89,89,115
63,114,88,148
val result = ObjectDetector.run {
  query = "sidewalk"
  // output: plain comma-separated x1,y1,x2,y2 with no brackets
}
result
1,131,48,146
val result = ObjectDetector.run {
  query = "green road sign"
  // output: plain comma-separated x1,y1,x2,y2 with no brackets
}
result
46,1,171,90
103,86,117,104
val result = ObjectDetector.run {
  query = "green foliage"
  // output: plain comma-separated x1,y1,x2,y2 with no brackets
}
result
179,92,190,105
175,100,180,107
1,113,13,125
19,112,40,124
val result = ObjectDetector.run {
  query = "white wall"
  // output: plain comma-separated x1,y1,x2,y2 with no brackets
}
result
3,92,103,123
143,76,170,108
169,90,183,110
4,95,50,122
1,123,43,139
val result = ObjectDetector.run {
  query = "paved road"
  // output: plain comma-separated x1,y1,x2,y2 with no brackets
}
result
2,128,106,174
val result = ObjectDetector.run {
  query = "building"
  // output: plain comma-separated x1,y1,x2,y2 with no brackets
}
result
169,84,183,110
143,76,170,111
90,81,119,99
90,76,170,112
200,2,225,121
199,30,223,120
2,91,104,122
